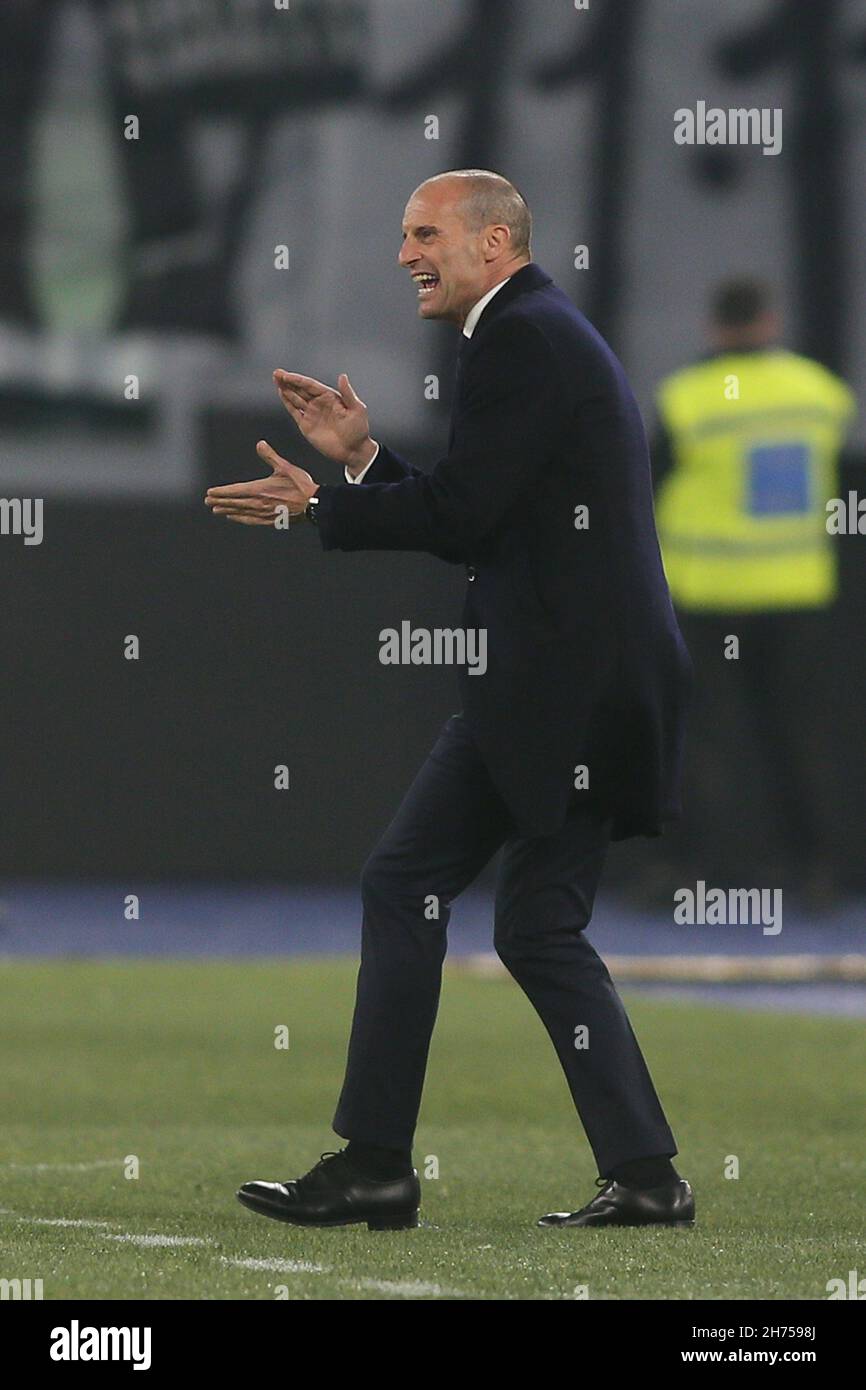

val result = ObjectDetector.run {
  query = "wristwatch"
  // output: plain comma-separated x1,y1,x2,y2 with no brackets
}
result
304,492,320,524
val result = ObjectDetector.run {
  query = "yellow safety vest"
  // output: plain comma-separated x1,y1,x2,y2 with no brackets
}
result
654,350,856,611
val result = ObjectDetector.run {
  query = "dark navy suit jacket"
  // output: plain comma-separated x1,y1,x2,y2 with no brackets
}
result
314,263,692,839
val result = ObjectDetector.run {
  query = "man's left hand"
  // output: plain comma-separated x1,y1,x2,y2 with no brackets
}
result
205,441,318,526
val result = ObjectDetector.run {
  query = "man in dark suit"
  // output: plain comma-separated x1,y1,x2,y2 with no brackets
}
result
206,170,694,1231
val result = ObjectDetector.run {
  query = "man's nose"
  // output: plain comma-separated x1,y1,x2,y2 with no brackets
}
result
398,241,417,267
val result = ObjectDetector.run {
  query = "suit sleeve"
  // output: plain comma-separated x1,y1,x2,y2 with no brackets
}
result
344,442,466,563
313,317,566,559
356,445,423,486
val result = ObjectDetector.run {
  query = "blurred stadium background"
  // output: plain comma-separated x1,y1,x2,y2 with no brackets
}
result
3,0,865,916
1,0,866,1301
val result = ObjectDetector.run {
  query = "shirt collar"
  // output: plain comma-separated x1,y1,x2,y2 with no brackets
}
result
462,276,514,339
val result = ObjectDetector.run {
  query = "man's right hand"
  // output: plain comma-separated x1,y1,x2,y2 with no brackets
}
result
274,370,378,476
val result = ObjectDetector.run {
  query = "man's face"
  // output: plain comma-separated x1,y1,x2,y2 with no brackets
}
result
398,181,488,325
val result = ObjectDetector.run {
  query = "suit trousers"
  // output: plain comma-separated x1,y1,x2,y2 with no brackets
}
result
333,712,676,1175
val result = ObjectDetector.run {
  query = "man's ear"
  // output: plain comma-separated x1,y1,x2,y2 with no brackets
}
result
483,224,512,261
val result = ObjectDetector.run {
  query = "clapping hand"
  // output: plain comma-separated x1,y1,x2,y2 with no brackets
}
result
205,440,317,527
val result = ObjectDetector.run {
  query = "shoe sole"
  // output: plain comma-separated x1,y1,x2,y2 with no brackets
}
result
236,1191,419,1231
539,1217,695,1229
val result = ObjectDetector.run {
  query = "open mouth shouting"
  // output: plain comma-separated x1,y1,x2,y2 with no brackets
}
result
412,271,441,298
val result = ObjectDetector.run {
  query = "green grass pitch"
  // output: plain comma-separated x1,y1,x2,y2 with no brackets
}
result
1,958,864,1300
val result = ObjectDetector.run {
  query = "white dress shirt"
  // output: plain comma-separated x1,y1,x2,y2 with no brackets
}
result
344,275,514,484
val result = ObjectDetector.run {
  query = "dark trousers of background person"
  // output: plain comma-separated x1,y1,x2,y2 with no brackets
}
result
670,609,840,892
332,712,677,1177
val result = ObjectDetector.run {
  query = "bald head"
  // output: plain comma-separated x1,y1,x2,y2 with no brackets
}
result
422,170,532,256
398,169,532,327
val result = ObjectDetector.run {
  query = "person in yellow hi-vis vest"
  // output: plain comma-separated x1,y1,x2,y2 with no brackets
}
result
652,279,856,907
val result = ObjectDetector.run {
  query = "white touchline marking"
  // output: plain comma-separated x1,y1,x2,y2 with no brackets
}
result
0,1209,328,1276
20,1217,116,1229
2,1160,121,1173
0,1209,466,1298
0,1212,204,1238
105,1234,211,1248
222,1256,328,1274
351,1278,463,1299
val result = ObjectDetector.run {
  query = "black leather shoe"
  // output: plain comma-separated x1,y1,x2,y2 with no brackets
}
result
538,1177,695,1228
237,1149,421,1231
